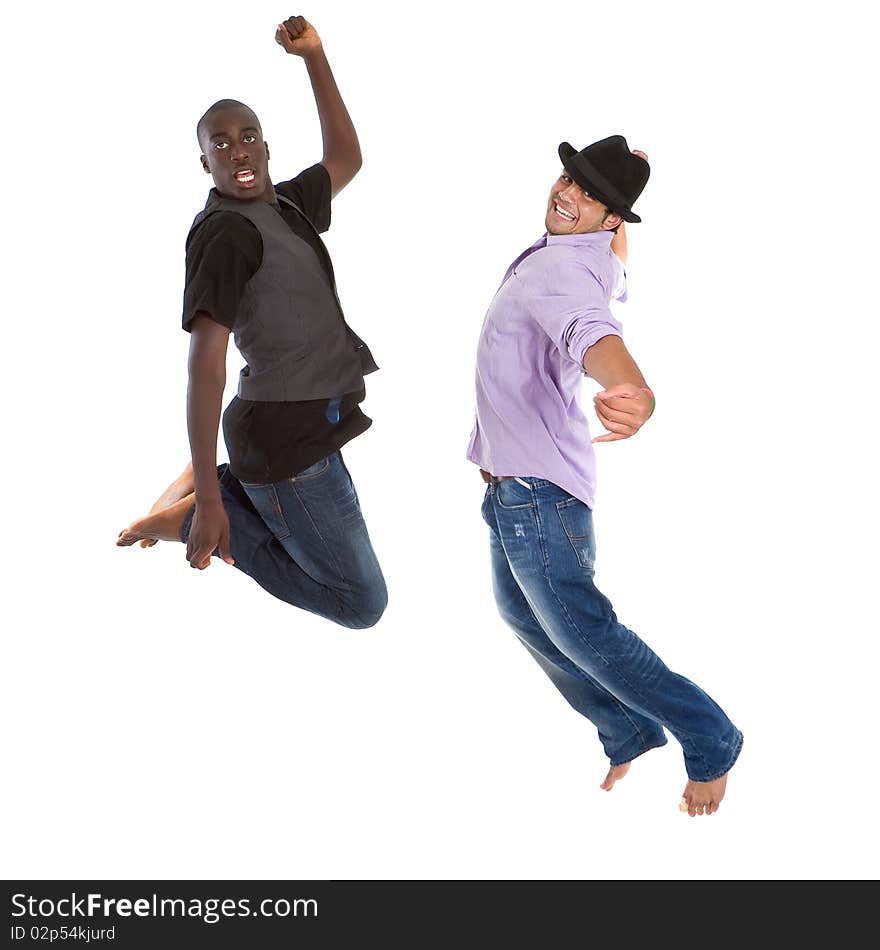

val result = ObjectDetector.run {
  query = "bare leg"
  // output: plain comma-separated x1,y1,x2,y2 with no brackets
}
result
131,463,195,547
117,492,195,546
679,771,730,817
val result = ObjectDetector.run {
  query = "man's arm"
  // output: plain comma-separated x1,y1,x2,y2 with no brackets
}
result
609,151,648,265
590,147,651,441
610,222,627,265
583,335,655,444
186,315,234,569
276,16,362,198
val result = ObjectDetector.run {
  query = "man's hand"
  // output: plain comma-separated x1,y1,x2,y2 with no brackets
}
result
592,383,655,443
186,497,234,570
275,16,322,56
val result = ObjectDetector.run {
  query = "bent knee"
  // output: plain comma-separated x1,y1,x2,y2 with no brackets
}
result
343,583,388,630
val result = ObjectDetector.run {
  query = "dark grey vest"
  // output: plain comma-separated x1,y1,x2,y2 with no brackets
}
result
188,190,378,401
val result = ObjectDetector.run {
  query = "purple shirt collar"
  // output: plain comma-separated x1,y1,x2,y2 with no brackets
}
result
501,231,614,285
544,230,614,248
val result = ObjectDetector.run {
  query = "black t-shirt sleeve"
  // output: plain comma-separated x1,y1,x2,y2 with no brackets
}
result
182,212,262,332
274,163,332,233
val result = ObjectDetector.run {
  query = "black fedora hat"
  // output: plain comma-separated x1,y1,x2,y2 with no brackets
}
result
558,135,650,223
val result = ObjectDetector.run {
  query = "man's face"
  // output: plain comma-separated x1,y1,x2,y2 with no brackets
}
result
199,106,271,201
545,170,621,235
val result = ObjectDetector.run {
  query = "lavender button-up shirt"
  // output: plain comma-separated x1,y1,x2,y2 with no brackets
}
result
467,230,627,508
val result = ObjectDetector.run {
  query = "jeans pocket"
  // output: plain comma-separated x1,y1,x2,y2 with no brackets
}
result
555,496,596,572
291,454,332,481
495,478,535,510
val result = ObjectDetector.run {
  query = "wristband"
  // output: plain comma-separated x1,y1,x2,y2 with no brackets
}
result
641,387,656,418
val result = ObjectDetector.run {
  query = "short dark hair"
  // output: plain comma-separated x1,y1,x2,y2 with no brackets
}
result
196,99,261,149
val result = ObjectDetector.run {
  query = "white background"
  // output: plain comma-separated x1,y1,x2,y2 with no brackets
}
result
3,0,878,880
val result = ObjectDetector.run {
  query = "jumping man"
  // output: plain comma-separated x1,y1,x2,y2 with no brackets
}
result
468,136,742,815
118,16,387,630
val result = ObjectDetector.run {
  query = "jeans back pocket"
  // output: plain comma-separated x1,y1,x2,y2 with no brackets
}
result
555,497,596,572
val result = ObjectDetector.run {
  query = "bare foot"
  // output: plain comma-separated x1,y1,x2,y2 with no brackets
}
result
679,772,729,817
135,463,195,547
600,762,631,791
117,493,195,547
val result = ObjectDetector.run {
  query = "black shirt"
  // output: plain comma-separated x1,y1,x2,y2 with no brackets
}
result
182,164,371,484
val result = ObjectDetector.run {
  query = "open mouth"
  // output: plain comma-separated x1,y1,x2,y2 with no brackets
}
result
553,201,577,222
234,169,256,184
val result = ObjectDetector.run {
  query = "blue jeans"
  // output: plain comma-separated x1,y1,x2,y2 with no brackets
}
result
181,452,387,629
482,477,742,782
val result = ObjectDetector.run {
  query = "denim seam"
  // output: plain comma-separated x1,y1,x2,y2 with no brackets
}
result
545,574,709,772
515,613,660,756
500,484,710,773
337,452,361,505
555,500,594,572
291,482,348,583
610,735,669,768
605,695,659,751
266,483,292,540
528,488,552,581
504,575,658,750
509,542,656,753
491,484,734,782
489,490,668,764
538,484,705,761
690,732,744,783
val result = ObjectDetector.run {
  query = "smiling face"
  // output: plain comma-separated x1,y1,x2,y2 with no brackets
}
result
198,104,271,202
545,170,622,235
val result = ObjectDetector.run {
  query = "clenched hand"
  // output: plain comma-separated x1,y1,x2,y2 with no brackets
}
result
592,384,655,443
275,15,322,56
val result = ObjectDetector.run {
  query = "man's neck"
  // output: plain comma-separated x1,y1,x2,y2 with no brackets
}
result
213,181,277,204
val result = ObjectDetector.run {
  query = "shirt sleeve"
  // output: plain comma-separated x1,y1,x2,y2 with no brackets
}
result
273,163,332,233
526,257,623,372
182,212,262,332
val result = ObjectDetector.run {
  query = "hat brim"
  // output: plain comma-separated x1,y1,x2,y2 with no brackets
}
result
558,142,641,224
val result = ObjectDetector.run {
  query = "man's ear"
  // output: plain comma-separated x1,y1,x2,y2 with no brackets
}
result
603,211,622,231
265,142,271,162
200,154,210,173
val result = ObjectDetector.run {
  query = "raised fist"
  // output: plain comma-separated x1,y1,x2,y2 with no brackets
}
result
275,16,322,56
